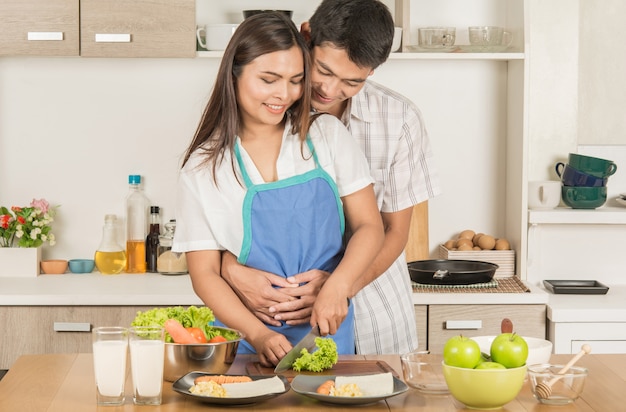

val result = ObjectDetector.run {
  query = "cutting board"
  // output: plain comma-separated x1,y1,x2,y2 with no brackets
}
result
246,360,398,381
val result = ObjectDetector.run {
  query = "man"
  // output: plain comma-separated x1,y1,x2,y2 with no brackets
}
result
221,0,440,355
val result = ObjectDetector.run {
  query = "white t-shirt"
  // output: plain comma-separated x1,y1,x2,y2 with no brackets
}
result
173,114,373,256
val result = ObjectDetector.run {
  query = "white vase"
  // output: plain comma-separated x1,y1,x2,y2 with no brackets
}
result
0,247,41,277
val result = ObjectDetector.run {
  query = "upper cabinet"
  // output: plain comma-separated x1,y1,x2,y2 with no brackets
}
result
0,0,79,56
0,0,195,58
80,0,195,58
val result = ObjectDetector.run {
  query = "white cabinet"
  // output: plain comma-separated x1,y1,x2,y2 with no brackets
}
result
549,321,626,354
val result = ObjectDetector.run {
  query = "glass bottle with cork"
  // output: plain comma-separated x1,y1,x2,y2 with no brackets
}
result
145,206,161,273
157,219,188,275
125,174,149,273
94,214,127,274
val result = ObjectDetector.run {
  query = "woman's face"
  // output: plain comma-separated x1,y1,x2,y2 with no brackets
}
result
236,46,304,129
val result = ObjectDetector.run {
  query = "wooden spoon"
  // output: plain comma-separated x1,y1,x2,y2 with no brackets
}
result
501,318,513,334
534,344,591,399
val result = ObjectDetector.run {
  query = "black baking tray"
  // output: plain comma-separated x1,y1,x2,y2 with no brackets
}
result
543,280,609,295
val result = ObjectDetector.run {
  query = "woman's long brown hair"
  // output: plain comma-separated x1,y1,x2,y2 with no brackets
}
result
182,13,313,183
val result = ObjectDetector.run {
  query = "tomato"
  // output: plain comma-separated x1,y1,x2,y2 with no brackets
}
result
208,335,228,343
185,327,208,343
490,333,528,368
443,335,482,369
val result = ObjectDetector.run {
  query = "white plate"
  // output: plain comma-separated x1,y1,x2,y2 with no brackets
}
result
172,372,290,405
615,197,626,207
290,374,408,405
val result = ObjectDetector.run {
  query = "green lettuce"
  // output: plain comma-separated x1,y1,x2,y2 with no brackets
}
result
131,305,238,343
292,337,338,372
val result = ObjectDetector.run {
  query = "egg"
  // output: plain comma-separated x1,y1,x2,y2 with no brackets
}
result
495,238,511,250
444,239,456,249
458,229,475,240
457,243,473,251
455,238,473,249
472,233,484,246
477,234,496,250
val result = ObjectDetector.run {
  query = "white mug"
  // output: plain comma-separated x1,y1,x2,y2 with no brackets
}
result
528,181,561,210
197,24,239,51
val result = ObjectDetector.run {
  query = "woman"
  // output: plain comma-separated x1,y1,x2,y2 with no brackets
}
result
173,12,383,367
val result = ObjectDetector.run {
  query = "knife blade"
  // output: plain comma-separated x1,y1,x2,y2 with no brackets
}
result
274,325,321,373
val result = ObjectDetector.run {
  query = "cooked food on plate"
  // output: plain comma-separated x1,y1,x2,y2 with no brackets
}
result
189,375,285,398
315,372,394,397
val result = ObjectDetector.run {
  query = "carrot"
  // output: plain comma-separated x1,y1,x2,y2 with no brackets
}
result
316,379,335,395
164,319,198,344
194,375,253,385
208,335,227,343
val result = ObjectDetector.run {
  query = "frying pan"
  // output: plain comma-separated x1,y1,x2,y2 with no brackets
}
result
408,259,498,285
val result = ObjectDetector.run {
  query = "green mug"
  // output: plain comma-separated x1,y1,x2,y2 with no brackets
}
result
567,153,617,178
561,185,607,209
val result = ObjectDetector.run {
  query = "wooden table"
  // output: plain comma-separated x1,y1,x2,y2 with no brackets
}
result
1,353,625,411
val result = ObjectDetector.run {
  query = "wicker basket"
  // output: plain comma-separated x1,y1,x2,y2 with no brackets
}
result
438,245,515,277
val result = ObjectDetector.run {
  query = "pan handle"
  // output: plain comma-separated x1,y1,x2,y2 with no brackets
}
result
433,269,449,280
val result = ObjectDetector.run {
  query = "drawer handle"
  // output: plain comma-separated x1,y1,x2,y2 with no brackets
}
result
445,320,482,330
95,33,131,43
27,32,64,41
54,322,91,332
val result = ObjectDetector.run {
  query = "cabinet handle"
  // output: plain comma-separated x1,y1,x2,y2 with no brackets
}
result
445,320,482,330
54,322,91,332
27,32,64,41
95,34,131,43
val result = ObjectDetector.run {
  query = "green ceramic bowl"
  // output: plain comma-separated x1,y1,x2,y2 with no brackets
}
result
561,185,607,209
442,362,527,409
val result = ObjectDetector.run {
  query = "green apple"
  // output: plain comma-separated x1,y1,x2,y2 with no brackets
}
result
490,333,528,368
443,335,482,369
475,361,506,369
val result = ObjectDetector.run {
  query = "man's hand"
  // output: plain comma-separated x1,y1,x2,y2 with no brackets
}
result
269,269,331,325
221,252,297,326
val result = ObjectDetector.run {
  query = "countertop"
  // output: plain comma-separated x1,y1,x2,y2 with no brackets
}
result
2,352,625,411
0,272,549,306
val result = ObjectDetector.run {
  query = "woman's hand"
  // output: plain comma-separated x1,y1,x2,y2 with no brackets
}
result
248,329,293,367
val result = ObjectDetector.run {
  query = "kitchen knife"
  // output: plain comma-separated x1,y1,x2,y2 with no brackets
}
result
274,325,321,373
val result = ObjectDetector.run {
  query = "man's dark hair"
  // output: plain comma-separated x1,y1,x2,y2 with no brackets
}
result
308,0,395,69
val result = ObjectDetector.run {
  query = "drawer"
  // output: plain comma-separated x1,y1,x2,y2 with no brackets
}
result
427,304,546,353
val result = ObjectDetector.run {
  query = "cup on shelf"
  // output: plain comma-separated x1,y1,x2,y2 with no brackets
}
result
392,27,403,52
418,27,456,49
561,185,607,209
92,327,128,406
468,26,512,49
528,180,561,210
197,24,239,51
129,326,165,405
555,162,608,187
567,153,617,178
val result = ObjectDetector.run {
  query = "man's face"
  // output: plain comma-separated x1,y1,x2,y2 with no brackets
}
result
309,44,373,117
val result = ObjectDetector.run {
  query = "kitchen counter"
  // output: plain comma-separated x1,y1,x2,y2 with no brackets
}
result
2,352,625,411
0,272,548,306
545,284,626,322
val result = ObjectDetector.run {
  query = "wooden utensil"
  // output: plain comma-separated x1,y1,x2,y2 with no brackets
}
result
501,318,513,333
534,344,591,399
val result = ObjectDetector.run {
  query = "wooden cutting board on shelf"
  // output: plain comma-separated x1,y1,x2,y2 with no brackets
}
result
246,360,398,381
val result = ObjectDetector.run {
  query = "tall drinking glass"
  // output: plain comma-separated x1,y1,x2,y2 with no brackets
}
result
92,326,128,405
129,326,165,405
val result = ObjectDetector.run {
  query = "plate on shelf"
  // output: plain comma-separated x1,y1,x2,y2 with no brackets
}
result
457,45,511,53
616,197,626,207
405,45,459,53
290,374,408,405
172,372,290,405
543,280,609,295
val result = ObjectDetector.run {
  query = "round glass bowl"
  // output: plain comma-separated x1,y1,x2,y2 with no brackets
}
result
400,351,448,394
528,364,588,405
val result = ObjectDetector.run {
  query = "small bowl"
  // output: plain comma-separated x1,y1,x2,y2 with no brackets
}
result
401,351,448,394
528,364,588,405
442,362,527,409
472,336,553,366
561,185,607,209
243,10,293,19
163,326,244,382
40,259,68,274
68,259,95,273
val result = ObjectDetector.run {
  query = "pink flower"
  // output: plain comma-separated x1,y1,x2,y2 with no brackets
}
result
30,198,49,214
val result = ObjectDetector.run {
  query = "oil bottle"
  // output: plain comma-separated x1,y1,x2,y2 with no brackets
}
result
94,214,127,274
126,174,149,273
145,206,161,272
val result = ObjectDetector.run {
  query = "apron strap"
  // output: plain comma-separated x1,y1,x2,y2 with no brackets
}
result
235,135,318,189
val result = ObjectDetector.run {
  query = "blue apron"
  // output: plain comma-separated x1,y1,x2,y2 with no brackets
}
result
216,136,355,355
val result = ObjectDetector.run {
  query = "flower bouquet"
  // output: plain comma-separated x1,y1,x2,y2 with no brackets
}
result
0,198,57,248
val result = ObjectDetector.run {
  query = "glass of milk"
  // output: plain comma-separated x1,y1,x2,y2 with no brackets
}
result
92,327,128,405
129,326,165,405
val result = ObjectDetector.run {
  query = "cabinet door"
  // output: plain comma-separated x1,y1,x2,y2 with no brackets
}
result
427,304,546,353
80,0,195,58
0,306,160,369
0,0,79,56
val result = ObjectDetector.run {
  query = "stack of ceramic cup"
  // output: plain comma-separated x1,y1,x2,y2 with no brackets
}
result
555,153,617,209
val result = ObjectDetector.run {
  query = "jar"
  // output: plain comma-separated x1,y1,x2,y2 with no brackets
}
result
157,220,187,275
